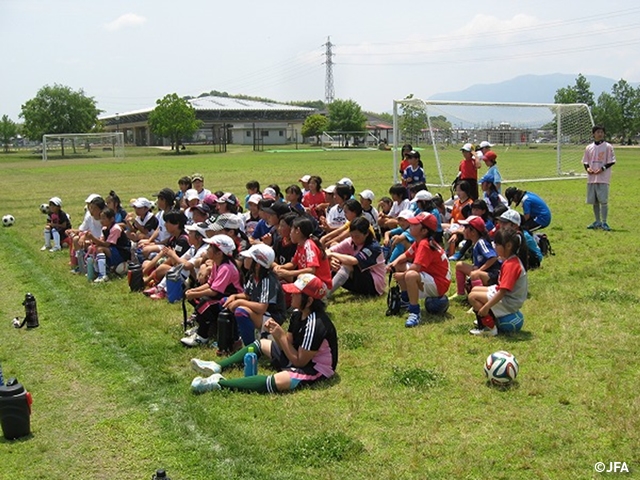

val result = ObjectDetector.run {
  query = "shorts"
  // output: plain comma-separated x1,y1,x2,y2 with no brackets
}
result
487,269,500,286
342,267,379,296
586,183,609,204
417,271,440,299
108,246,125,267
269,341,326,388
486,285,516,318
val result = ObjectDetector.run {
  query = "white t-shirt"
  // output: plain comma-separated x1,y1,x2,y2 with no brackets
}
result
79,211,103,238
389,199,410,218
155,211,170,243
326,204,347,229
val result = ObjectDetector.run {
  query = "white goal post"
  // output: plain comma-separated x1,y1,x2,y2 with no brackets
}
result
42,132,124,161
392,99,594,186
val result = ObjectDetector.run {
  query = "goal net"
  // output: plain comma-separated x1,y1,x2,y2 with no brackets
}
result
321,131,380,150
42,132,124,161
392,99,594,186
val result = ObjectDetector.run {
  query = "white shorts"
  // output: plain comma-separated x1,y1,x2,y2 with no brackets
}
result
487,285,512,318
418,272,440,299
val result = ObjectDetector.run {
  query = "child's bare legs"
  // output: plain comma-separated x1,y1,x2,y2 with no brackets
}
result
468,286,489,311
469,269,490,286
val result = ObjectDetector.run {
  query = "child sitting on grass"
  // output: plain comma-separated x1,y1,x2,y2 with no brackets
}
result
41,197,72,253
224,244,287,346
468,228,528,337
189,273,337,394
84,208,131,283
387,212,451,328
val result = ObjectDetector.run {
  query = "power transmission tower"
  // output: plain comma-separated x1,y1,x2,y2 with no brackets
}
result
323,36,335,104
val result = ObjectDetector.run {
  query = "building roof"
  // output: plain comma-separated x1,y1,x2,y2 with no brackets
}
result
100,96,315,121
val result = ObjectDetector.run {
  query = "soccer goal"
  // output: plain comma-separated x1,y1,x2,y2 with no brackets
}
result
42,132,124,161
392,99,594,186
321,131,380,150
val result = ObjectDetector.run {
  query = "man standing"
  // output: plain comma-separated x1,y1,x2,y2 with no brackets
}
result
582,125,616,231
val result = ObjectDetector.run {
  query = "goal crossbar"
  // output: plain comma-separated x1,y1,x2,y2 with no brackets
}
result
42,132,124,161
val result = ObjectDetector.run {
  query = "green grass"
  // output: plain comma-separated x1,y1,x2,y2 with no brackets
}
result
1,145,639,479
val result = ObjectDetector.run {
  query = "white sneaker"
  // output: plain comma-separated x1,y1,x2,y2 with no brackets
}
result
184,325,199,336
41,245,50,251
469,326,498,337
49,246,61,252
94,275,109,284
191,373,225,393
180,333,209,347
190,358,222,376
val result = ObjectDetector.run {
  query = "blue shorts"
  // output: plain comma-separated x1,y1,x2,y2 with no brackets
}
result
108,246,125,267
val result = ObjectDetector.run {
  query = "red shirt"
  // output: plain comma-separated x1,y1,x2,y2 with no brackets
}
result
459,156,478,180
293,239,333,289
405,239,451,296
302,191,326,218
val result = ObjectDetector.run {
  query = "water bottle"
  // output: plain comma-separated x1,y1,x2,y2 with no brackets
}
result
23,293,39,329
86,256,96,282
243,346,258,377
216,309,235,353
0,378,32,440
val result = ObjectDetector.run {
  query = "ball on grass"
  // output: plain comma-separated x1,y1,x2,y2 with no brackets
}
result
425,295,449,315
484,350,519,385
2,214,15,227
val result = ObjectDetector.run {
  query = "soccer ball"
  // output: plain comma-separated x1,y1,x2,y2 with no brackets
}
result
150,200,157,211
2,214,15,227
425,295,449,314
484,351,519,385
496,311,524,333
40,203,50,214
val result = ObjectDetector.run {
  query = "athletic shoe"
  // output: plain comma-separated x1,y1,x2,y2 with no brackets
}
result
70,267,81,274
448,293,467,302
143,286,158,296
94,275,109,284
49,246,61,252
469,326,498,337
191,373,225,393
150,290,167,300
184,325,199,336
466,307,475,315
40,245,50,251
190,358,222,376
448,252,462,261
405,312,421,328
180,333,209,347
601,223,611,231
587,221,601,230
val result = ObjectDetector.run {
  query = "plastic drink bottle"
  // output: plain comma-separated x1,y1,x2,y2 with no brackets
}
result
244,346,258,377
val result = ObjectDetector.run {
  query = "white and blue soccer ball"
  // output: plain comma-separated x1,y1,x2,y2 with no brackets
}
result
496,311,524,333
484,351,519,385
40,203,50,214
2,214,15,227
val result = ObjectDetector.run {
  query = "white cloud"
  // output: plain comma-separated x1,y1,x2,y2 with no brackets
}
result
104,13,147,32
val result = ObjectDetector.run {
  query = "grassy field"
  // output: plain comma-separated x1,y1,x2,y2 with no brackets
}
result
0,145,639,479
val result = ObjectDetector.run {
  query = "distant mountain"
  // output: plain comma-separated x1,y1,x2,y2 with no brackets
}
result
428,73,638,104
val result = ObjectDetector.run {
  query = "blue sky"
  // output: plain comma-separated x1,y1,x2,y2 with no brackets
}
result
2,0,639,119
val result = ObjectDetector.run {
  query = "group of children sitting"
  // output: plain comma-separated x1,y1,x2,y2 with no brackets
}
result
39,146,552,391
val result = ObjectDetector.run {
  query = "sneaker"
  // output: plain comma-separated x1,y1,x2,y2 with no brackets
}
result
150,290,167,300
94,275,109,284
601,222,611,231
469,326,498,337
180,333,209,347
143,286,158,296
184,325,199,336
405,312,421,328
190,358,222,376
448,252,462,261
49,246,62,252
587,221,601,230
191,373,225,393
466,307,475,315
40,245,50,251
70,266,81,274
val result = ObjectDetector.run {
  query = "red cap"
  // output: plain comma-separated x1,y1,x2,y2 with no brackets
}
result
483,151,497,163
282,274,328,300
406,212,438,232
459,215,486,234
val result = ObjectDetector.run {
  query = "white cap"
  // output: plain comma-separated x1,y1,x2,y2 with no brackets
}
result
413,190,433,201
497,209,521,227
359,189,375,201
398,209,415,220
130,197,152,209
85,193,101,203
185,189,199,201
263,187,277,199
338,177,353,187
298,175,311,183
185,221,214,238
479,141,494,149
248,193,262,205
203,234,236,256
240,244,275,268
323,185,336,194
49,196,62,206
461,143,473,152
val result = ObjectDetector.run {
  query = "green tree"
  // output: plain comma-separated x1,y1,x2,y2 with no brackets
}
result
327,99,367,132
611,79,640,144
148,93,202,154
400,94,427,145
301,114,329,144
554,74,595,107
0,115,18,153
20,84,101,155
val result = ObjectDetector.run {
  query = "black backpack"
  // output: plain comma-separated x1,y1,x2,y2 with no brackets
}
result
385,271,402,316
536,233,555,257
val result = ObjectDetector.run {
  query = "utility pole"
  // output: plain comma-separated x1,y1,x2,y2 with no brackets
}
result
323,36,335,104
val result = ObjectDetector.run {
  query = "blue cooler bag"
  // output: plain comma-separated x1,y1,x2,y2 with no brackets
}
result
165,265,185,304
